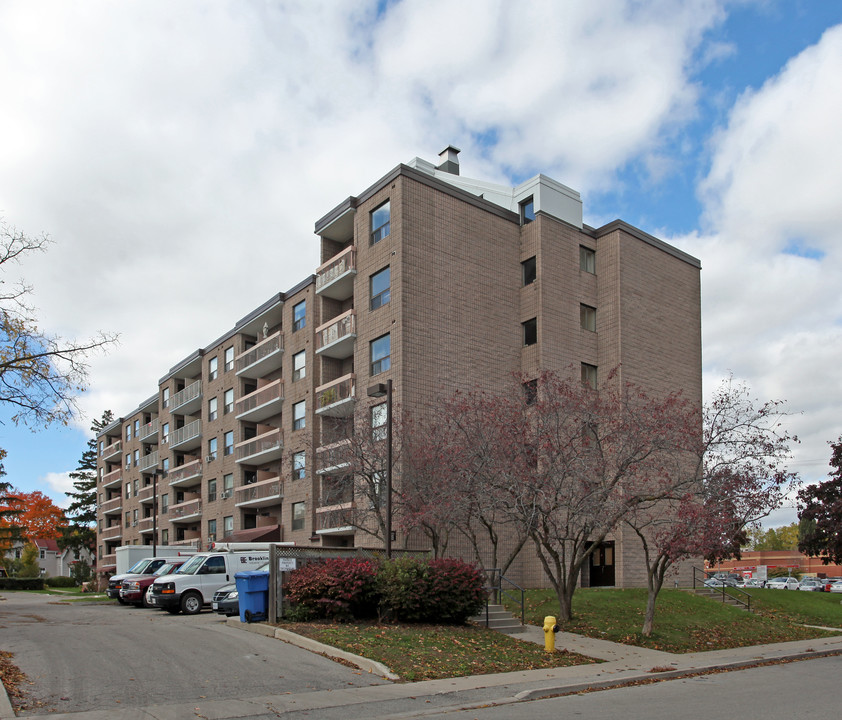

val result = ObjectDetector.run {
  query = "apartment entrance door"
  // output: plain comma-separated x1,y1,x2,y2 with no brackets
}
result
589,542,615,586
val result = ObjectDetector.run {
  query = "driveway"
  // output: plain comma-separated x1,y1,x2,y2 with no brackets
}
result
0,592,386,715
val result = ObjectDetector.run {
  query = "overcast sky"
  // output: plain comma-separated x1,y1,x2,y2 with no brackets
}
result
1,0,840,529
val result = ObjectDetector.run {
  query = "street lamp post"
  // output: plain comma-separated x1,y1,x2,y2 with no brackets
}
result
152,470,158,558
367,379,392,559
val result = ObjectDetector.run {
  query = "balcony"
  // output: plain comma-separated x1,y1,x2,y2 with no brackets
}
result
236,331,284,379
102,468,122,489
100,497,122,516
138,516,155,533
169,419,202,451
170,380,202,415
315,502,355,536
235,477,283,509
101,525,123,541
100,554,117,570
138,451,159,474
169,499,202,523
167,460,202,488
102,440,122,461
235,428,283,465
315,310,356,359
138,485,155,505
316,246,356,301
316,439,352,475
315,374,356,418
138,419,159,444
235,380,284,422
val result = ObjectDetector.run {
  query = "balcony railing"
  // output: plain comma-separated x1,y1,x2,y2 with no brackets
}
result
169,419,202,450
236,331,284,377
315,502,355,533
315,310,356,359
102,468,122,489
100,554,117,569
235,428,283,465
315,374,355,417
138,451,159,474
167,460,202,487
101,525,122,540
138,485,155,504
102,440,122,460
235,478,283,507
170,380,202,415
100,497,122,515
169,499,202,521
316,246,356,300
138,516,155,532
235,379,284,421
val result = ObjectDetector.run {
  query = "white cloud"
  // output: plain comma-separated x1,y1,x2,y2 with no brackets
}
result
42,472,74,507
685,22,842,527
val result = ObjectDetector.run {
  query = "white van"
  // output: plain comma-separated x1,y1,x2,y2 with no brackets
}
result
149,550,270,614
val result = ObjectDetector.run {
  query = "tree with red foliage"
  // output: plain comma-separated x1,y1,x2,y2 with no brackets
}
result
0,489,66,543
625,376,798,636
798,437,842,564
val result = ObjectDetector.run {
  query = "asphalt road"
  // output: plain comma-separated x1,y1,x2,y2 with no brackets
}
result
0,592,387,715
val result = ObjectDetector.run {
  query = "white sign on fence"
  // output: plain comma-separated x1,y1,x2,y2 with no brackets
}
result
278,557,297,572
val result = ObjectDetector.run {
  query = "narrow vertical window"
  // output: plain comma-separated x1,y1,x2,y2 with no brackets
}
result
371,403,387,441
370,266,391,310
580,246,595,274
370,334,391,375
208,356,218,380
293,350,306,381
293,301,306,331
371,200,391,244
580,304,596,332
522,318,537,346
208,396,218,421
292,451,306,480
208,437,218,460
520,197,535,225
224,388,234,414
224,346,234,372
581,363,597,388
521,256,536,286
223,431,234,456
293,400,306,430
291,501,306,531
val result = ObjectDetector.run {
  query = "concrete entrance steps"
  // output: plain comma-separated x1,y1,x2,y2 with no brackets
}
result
471,603,525,633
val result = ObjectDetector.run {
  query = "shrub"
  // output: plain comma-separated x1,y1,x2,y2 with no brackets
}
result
0,577,45,591
286,558,379,620
45,576,77,588
378,557,487,624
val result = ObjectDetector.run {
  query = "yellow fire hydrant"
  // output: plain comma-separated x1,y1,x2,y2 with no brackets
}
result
543,616,560,653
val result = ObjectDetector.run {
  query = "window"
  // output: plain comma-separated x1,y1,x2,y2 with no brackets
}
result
371,403,387,441
223,431,234,456
208,437,218,461
125,482,131,500
208,356,218,381
293,400,306,431
133,479,139,496
125,424,132,441
292,350,305,382
162,457,170,473
521,256,536,286
208,479,217,502
223,515,234,536
223,473,234,494
224,388,234,414
581,363,597,389
370,200,391,244
134,419,140,435
293,301,306,332
370,266,391,310
520,196,535,224
125,453,132,469
291,502,306,531
208,396,218,422
207,518,217,541
370,334,391,376
162,387,170,408
161,529,169,544
580,246,595,274
224,346,234,372
162,422,169,443
133,449,139,466
522,318,537,346
125,511,131,528
133,508,138,523
523,379,538,406
99,440,104,454
580,304,596,332
292,451,305,480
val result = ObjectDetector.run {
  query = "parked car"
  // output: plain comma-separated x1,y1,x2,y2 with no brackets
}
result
107,557,174,602
829,581,842,594
704,577,737,588
798,578,825,592
120,559,189,607
212,562,269,617
743,578,766,588
766,576,800,590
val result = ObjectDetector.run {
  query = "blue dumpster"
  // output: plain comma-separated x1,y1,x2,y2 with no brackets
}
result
235,570,269,623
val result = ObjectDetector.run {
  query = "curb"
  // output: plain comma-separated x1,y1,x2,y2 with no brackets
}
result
0,682,14,720
225,617,400,680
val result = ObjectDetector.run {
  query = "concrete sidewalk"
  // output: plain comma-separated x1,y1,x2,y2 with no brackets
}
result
7,622,842,720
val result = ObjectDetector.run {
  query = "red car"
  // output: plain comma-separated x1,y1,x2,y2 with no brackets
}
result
119,560,188,607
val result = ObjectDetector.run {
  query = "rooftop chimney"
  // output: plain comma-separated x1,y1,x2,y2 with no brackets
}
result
436,145,461,175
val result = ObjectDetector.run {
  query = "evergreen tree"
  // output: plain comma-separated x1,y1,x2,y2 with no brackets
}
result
0,449,24,556
798,437,842,564
60,410,113,554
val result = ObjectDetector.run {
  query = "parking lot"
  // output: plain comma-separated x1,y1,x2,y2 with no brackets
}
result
0,591,387,715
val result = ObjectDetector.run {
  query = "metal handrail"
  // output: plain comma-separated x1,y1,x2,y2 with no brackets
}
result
479,568,525,627
693,566,752,612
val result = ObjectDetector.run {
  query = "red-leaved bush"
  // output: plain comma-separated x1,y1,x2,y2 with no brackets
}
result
285,558,379,620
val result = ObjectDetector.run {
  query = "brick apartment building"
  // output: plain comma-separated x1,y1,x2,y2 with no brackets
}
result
96,147,702,587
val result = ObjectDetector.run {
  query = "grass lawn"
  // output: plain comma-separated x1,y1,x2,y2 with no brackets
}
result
513,587,842,653
280,621,595,682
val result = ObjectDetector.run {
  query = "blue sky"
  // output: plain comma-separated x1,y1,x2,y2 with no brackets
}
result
1,0,842,529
